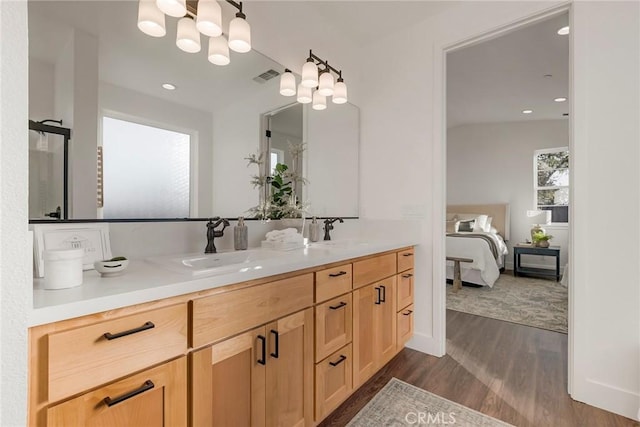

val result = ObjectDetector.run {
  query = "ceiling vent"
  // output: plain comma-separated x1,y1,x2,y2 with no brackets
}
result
253,69,280,84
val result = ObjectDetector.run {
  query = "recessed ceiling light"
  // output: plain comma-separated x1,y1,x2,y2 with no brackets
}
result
554,97,567,102
162,83,176,90
557,26,570,35
522,109,533,114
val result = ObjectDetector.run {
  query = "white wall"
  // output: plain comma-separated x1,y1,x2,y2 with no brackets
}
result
28,58,54,120
0,1,30,425
447,120,569,270
100,82,214,217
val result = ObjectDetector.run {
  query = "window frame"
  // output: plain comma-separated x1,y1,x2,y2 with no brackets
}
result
533,146,569,225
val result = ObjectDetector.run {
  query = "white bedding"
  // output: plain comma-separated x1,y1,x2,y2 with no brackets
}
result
446,232,508,287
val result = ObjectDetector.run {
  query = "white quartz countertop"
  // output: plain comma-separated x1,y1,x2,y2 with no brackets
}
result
30,239,416,326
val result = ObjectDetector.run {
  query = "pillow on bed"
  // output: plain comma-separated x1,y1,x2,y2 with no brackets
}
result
456,213,482,221
458,219,475,232
484,216,493,232
472,214,489,232
446,220,459,233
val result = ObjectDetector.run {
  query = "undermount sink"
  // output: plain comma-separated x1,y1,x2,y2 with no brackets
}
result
146,249,282,277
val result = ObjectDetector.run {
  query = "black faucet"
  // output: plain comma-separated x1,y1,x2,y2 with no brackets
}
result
205,217,230,254
323,217,344,241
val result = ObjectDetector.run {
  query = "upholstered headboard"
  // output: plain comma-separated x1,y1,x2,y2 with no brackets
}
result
447,203,511,241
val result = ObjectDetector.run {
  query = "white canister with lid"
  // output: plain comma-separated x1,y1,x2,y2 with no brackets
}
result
43,248,84,290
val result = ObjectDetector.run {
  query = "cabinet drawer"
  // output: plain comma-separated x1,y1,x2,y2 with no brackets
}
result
397,304,414,349
47,304,188,402
315,264,352,303
47,356,187,427
397,248,415,272
315,293,352,362
397,269,414,311
315,344,353,421
352,253,396,289
192,273,313,348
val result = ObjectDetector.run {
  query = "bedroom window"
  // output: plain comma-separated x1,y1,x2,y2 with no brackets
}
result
534,147,569,223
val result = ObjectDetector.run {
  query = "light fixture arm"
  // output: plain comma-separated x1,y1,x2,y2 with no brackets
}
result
186,0,245,19
307,50,343,80
226,0,245,18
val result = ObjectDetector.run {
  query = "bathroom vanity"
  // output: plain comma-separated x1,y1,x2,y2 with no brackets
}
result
28,241,415,426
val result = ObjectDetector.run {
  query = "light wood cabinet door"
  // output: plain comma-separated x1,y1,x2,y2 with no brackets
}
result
266,309,314,427
46,356,187,427
191,326,267,427
314,344,353,421
397,304,415,350
397,270,414,311
315,293,352,362
397,248,415,272
377,276,397,366
315,264,352,303
352,253,396,289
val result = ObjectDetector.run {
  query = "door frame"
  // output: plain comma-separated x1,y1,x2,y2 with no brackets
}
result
432,2,574,393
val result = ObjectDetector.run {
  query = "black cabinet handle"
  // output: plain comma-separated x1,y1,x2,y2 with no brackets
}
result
329,355,347,367
257,335,266,365
103,380,154,407
375,287,381,305
329,271,347,278
329,302,347,310
403,310,413,316
103,321,155,341
402,273,413,278
270,329,279,358
403,253,414,257
380,285,386,303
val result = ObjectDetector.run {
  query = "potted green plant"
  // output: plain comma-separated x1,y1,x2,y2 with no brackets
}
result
532,231,553,248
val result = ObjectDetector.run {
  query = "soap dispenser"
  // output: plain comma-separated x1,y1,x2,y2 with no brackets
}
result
234,217,248,250
309,217,321,242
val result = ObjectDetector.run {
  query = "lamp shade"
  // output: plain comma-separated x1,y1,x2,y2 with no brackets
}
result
297,84,312,104
138,0,166,37
527,210,551,224
176,17,201,53
332,80,348,104
196,0,222,37
318,71,334,97
312,91,327,110
228,15,251,53
279,70,296,96
208,36,230,65
301,61,318,88
156,0,186,17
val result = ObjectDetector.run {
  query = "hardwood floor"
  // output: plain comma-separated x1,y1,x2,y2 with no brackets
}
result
319,310,639,427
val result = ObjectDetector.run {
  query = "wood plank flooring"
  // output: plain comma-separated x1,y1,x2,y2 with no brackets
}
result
319,310,639,427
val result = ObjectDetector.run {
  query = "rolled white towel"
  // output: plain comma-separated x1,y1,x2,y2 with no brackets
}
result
265,228,300,242
280,233,303,243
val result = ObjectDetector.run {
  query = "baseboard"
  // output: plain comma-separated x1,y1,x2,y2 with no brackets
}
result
405,332,445,357
572,378,640,421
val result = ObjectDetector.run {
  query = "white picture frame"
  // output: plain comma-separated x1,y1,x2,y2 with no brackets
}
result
31,223,112,278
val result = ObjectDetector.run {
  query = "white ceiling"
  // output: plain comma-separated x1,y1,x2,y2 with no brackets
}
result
447,13,570,128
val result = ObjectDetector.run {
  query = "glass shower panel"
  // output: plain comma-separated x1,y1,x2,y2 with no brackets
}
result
29,130,65,219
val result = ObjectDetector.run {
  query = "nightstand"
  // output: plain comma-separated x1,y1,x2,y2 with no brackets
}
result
513,244,561,281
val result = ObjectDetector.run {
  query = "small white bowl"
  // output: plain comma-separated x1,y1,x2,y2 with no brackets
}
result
94,259,129,277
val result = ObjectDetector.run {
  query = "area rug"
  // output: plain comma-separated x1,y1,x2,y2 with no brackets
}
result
347,378,513,426
447,273,567,333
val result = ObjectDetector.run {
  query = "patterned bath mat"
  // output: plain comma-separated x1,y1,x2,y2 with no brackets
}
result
447,273,567,333
347,378,513,426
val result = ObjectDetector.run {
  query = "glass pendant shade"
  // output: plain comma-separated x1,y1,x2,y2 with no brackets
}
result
156,0,186,17
228,15,251,53
196,0,222,37
301,61,319,88
208,36,230,65
332,80,348,104
176,17,201,53
280,71,296,96
138,0,166,37
318,71,334,96
297,84,312,104
312,91,327,110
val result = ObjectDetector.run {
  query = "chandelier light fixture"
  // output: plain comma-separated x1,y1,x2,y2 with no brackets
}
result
137,0,251,66
280,50,348,109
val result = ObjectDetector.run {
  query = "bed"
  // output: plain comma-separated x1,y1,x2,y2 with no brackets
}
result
446,204,510,287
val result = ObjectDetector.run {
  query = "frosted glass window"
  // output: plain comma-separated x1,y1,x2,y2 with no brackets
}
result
102,117,190,218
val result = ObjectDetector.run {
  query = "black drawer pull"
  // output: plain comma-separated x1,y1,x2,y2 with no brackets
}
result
380,285,386,303
329,302,347,310
403,310,413,316
402,273,413,278
103,321,155,340
104,380,154,407
257,335,266,365
403,253,414,257
329,355,347,367
329,271,347,278
270,329,279,358
375,287,381,305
